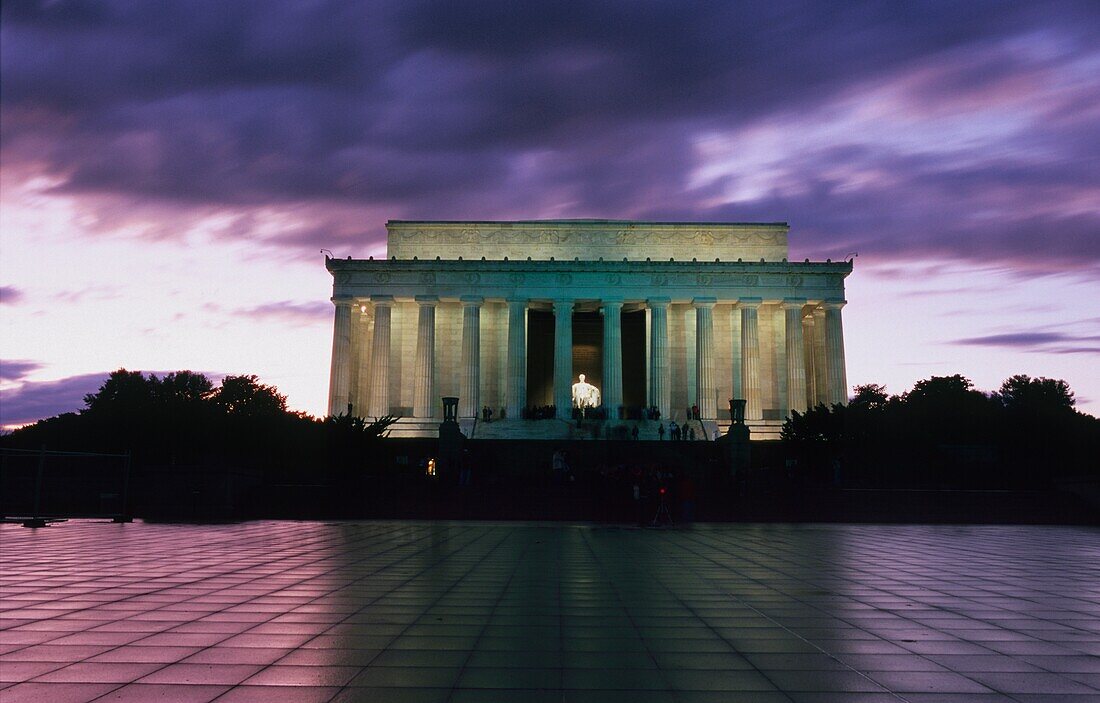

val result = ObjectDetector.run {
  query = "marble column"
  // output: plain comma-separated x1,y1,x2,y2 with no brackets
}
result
347,305,361,416
648,298,671,419
327,297,354,417
801,313,817,408
823,300,848,406
601,300,623,415
553,300,574,419
367,296,394,418
739,298,763,421
412,296,437,418
783,299,808,415
459,297,482,418
505,299,527,419
730,305,742,401
812,306,828,406
694,297,717,420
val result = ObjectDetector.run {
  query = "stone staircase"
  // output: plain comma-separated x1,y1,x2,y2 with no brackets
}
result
716,419,784,441
379,416,784,441
471,418,678,441
382,418,440,438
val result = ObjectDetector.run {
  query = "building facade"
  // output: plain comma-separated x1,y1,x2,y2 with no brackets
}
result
325,220,852,439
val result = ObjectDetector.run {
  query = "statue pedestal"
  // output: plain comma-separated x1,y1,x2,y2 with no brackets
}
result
717,423,751,480
438,397,464,479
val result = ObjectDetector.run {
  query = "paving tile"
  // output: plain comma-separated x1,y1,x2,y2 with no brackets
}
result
347,665,461,688
88,646,202,663
965,671,1098,694
2,521,1099,701
240,664,360,686
181,647,291,665
329,689,450,703
458,666,561,689
664,669,778,691
89,683,231,702
136,663,263,685
865,670,994,693
210,685,340,702
0,660,66,683
31,661,163,683
0,682,119,703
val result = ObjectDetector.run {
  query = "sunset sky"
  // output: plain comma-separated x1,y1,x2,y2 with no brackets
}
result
2,0,1099,428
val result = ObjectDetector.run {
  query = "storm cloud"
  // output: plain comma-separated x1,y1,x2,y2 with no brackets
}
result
0,372,106,427
2,0,1099,269
953,330,1100,355
0,286,24,304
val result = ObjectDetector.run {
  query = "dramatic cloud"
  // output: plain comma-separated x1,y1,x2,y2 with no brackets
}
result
2,1,1100,423
2,0,1098,268
0,359,41,382
0,369,228,428
953,331,1100,355
0,286,24,304
237,300,332,327
0,372,106,427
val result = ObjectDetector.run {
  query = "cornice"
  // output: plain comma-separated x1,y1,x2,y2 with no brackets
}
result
327,258,853,275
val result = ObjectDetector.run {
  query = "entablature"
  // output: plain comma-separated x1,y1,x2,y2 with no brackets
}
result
327,257,851,306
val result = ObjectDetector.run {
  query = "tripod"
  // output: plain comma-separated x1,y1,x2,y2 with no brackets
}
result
651,488,674,527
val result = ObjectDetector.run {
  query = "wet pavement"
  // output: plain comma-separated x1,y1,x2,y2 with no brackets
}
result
1,520,1098,702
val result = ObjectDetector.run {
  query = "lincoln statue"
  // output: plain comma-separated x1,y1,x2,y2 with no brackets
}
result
572,374,601,410
324,220,852,439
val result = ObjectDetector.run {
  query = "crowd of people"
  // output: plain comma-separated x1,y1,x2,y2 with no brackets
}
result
522,405,557,419
521,404,665,421
485,403,707,441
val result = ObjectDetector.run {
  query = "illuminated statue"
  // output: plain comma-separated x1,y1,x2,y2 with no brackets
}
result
571,373,601,409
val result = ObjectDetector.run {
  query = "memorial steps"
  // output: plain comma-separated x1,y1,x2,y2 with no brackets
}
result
718,419,784,441
379,418,440,438
382,416,783,440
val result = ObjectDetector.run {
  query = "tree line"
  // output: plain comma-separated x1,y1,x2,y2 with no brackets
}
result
781,374,1099,488
1,369,394,481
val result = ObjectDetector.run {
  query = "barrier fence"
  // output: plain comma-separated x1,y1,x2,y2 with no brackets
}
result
0,447,132,527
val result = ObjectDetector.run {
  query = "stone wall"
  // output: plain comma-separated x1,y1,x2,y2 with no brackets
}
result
387,220,790,262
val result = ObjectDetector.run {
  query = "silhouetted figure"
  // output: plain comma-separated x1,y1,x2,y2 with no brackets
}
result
658,423,665,440
631,425,639,440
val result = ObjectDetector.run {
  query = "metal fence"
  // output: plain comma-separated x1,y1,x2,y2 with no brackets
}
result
0,447,132,527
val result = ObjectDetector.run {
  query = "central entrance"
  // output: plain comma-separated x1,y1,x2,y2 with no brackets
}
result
525,309,645,411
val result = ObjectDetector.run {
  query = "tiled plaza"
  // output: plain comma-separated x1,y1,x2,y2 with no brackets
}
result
1,521,1098,702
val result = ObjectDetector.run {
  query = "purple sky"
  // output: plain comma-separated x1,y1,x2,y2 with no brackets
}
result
2,0,1099,426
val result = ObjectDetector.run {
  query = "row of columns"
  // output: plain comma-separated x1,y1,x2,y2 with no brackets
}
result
327,296,847,421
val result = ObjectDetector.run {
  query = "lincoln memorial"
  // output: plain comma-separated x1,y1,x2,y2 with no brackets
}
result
325,220,852,439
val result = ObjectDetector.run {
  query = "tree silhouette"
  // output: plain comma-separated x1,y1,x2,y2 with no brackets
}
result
997,375,1075,415
850,383,889,410
211,375,287,417
782,374,1098,487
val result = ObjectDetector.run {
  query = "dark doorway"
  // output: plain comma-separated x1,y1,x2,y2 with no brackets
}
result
527,310,554,407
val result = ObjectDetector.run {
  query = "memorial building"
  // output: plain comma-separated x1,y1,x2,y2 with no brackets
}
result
325,220,852,439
